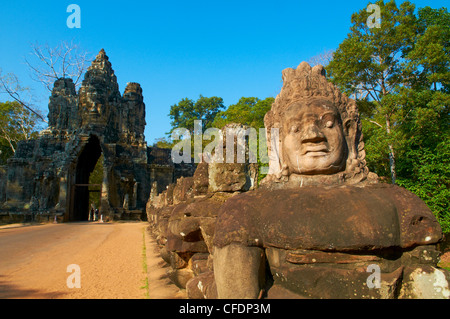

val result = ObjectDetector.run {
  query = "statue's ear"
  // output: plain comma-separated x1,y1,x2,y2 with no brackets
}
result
343,118,357,161
343,118,354,137
271,125,283,177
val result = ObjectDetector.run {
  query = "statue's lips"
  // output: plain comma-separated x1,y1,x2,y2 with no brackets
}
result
302,144,329,156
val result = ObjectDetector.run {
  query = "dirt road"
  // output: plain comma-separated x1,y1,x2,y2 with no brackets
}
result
0,221,184,299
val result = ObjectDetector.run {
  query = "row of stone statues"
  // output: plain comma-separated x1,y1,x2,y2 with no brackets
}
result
147,61,449,299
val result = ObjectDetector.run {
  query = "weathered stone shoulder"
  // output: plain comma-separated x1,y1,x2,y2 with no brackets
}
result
213,184,442,251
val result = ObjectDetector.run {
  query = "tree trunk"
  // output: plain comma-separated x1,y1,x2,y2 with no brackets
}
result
388,144,396,184
385,115,396,184
0,128,16,154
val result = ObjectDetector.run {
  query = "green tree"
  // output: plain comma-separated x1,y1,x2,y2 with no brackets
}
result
168,95,225,163
395,89,450,233
152,137,174,149
328,1,450,232
88,154,104,210
168,95,225,135
212,97,274,129
212,96,275,183
327,0,419,183
396,6,449,233
406,6,450,92
0,101,40,164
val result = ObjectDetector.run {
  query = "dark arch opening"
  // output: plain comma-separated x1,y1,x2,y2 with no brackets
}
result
71,135,102,221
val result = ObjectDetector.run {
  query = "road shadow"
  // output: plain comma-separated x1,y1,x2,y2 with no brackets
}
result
0,275,66,299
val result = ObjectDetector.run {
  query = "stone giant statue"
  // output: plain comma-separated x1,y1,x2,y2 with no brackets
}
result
212,62,449,299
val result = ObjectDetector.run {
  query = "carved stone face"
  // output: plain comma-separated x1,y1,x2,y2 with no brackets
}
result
282,99,347,175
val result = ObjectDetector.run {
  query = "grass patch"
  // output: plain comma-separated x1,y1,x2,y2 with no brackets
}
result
141,228,150,299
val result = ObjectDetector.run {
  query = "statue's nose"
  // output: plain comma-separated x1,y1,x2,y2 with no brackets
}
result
301,123,326,143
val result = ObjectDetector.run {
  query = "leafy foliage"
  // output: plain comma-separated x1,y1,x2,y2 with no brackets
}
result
168,95,225,135
88,154,104,210
152,137,174,149
212,97,274,129
212,97,274,183
395,90,450,233
164,95,274,180
0,101,40,164
328,1,450,233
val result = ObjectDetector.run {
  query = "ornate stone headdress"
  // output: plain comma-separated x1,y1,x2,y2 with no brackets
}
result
263,62,373,185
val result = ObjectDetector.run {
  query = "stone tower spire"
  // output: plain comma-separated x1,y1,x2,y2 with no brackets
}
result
48,77,78,133
89,48,114,75
121,82,146,144
78,49,121,133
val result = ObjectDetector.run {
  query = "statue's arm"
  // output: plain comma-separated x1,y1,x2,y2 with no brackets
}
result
213,243,265,299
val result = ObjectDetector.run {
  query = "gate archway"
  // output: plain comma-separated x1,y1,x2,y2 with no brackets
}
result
69,135,103,221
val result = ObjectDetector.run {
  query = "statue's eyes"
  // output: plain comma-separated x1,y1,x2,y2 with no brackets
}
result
290,125,299,133
321,113,335,128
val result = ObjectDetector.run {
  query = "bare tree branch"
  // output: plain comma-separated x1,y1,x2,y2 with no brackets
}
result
0,126,16,153
0,72,47,123
24,40,92,92
367,119,383,128
308,49,335,67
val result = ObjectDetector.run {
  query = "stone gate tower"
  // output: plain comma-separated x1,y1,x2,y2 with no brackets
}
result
0,49,194,223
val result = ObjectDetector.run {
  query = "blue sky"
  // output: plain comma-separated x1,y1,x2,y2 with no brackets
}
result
0,0,447,144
